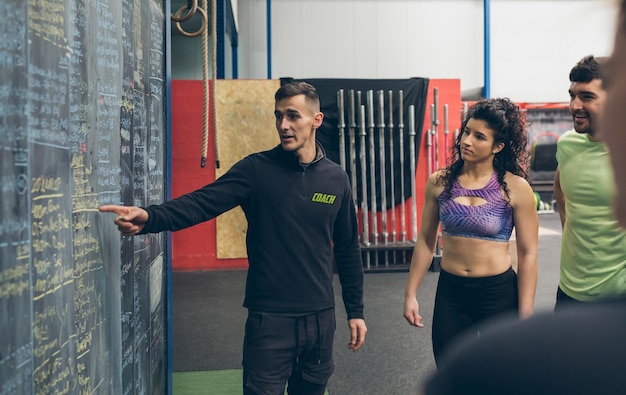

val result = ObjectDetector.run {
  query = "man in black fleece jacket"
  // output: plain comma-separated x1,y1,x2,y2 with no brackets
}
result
100,81,367,395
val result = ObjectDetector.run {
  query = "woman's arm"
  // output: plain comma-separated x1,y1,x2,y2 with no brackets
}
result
510,175,539,318
403,172,443,327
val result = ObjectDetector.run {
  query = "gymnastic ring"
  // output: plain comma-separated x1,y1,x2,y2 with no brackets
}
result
175,6,207,38
171,0,198,23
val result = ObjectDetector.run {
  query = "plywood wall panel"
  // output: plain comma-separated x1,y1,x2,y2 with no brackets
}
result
214,80,280,259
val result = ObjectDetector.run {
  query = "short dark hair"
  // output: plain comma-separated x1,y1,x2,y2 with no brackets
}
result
275,81,320,111
569,55,609,83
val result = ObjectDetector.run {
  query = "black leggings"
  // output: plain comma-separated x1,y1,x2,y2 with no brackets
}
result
432,267,518,366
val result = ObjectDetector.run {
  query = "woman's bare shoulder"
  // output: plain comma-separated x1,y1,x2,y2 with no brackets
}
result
504,172,534,202
504,172,530,187
420,170,446,202
428,170,447,190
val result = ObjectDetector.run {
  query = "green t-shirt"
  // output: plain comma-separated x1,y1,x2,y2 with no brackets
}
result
556,130,626,301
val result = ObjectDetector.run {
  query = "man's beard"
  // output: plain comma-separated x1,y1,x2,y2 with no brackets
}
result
574,125,593,135
573,117,595,136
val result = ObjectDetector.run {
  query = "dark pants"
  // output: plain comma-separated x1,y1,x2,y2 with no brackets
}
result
432,267,518,366
242,308,335,395
555,287,588,312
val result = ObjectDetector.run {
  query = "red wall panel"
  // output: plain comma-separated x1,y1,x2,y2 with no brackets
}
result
170,80,248,270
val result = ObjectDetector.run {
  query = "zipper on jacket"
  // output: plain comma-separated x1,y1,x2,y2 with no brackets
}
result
300,167,307,198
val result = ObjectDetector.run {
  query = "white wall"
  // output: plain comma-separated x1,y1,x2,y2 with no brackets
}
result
490,1,615,102
236,0,619,103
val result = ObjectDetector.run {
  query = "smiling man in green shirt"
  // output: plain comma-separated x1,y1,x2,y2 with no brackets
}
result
553,55,626,307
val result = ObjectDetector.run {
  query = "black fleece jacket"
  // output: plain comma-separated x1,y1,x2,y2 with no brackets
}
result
141,144,364,320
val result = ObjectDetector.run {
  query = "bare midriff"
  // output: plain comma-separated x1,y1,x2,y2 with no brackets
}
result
439,234,512,277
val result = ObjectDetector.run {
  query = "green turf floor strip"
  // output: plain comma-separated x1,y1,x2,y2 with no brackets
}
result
173,370,242,394
173,370,329,394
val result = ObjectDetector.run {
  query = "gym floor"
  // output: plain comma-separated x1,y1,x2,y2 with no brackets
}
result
172,211,562,394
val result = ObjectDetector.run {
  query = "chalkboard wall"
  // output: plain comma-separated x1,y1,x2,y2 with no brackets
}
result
0,1,167,394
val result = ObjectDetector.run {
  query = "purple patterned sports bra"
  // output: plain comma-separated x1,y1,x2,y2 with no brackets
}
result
438,172,513,242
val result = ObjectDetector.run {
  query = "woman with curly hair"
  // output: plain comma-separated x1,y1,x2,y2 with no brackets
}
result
403,98,539,366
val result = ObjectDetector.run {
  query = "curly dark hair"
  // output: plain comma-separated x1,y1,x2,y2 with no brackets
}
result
438,97,529,201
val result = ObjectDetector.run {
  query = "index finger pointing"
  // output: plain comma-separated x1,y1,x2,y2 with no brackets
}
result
98,205,127,216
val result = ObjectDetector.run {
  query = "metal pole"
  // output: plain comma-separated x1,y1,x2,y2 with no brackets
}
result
457,102,468,143
432,90,442,257
367,91,378,267
358,104,370,268
444,104,449,162
266,0,272,79
484,0,491,98
348,90,358,210
337,89,346,171
433,88,440,171
409,105,418,242
377,91,388,267
428,104,434,175
358,104,369,246
435,103,450,260
377,90,387,247
398,90,406,243
388,90,396,245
